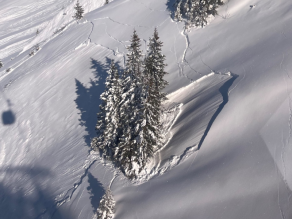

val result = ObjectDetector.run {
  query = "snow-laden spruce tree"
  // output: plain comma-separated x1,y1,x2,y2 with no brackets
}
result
117,30,145,178
136,28,169,168
95,188,115,219
73,1,84,20
91,61,121,160
173,0,223,28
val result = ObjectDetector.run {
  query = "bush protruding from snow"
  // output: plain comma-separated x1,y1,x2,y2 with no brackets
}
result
29,44,40,56
173,0,224,28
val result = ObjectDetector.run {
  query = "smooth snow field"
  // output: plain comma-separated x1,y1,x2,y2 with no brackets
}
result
1,0,292,218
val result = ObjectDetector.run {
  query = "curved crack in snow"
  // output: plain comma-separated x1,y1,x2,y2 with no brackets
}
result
198,73,237,150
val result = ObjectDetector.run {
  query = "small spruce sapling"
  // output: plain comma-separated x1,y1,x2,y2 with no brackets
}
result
105,0,109,5
73,1,84,20
0,60,3,69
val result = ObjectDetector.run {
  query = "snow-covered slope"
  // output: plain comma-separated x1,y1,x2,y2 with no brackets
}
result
1,0,292,218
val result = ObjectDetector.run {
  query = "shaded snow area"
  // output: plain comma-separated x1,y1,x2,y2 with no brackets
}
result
1,0,292,218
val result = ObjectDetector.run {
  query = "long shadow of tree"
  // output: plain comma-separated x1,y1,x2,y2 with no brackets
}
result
0,166,72,219
87,172,105,213
75,58,112,148
166,0,177,17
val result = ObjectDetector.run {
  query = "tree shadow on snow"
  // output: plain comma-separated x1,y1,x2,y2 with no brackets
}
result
0,166,72,219
166,0,177,17
74,58,112,148
87,172,105,213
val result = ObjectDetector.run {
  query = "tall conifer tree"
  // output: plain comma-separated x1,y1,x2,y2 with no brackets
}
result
117,30,144,178
92,61,121,160
142,28,168,155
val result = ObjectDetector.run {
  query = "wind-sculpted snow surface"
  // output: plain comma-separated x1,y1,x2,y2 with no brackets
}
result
1,0,292,218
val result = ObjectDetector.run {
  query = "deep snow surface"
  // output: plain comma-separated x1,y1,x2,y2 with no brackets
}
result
1,0,292,218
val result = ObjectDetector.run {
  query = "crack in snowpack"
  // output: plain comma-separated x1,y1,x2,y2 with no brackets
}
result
198,74,238,149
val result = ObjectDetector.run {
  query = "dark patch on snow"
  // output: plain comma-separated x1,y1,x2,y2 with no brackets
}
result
166,0,177,14
75,58,122,148
87,172,105,213
1,99,15,125
0,166,72,219
2,110,15,125
198,74,238,150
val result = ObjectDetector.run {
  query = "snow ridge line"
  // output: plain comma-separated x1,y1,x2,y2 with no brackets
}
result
167,72,216,97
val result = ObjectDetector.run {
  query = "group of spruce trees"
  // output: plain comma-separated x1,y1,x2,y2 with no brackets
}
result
173,0,224,28
91,29,168,179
